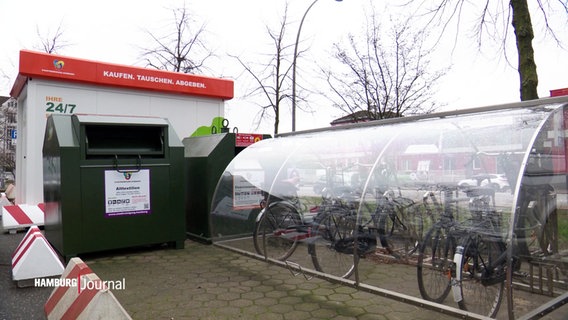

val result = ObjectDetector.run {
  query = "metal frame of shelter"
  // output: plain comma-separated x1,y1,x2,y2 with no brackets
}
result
210,95,568,319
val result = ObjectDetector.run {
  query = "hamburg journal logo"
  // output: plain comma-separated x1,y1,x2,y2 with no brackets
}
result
35,274,126,293
53,60,65,69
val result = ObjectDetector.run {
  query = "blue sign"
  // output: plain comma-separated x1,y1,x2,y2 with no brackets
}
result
10,129,16,139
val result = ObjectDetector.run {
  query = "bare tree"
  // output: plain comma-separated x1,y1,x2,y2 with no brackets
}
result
231,5,296,135
407,0,567,101
0,98,16,177
324,14,446,122
34,21,71,54
140,6,213,74
0,65,14,95
0,23,70,181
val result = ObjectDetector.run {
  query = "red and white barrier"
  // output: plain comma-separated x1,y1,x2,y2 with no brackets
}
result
12,225,64,281
2,204,45,231
45,258,131,320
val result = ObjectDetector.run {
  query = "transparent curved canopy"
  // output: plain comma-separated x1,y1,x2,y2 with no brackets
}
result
210,99,568,319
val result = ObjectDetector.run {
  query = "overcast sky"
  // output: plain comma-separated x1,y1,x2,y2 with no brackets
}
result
1,0,567,133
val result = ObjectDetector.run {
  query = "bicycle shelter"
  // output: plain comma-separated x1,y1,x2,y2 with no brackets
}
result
210,96,568,319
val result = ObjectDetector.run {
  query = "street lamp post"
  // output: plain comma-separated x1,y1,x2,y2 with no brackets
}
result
291,0,342,132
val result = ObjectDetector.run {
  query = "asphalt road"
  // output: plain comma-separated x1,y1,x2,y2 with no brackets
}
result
0,228,52,320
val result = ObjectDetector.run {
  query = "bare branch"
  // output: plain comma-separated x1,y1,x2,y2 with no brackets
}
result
34,21,71,54
408,0,567,101
323,10,446,121
139,6,214,74
227,3,295,134
535,0,565,48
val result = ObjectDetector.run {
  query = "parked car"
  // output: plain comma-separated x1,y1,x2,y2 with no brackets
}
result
312,171,360,194
458,173,510,192
313,175,342,194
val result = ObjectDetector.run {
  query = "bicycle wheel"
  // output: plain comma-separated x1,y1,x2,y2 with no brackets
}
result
308,207,357,279
516,193,556,260
417,225,454,303
455,235,505,318
253,202,302,261
377,199,423,259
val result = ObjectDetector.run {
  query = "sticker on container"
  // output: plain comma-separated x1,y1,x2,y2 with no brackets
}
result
104,169,151,217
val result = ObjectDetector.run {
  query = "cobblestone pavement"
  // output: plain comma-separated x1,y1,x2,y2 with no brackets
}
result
1,226,456,320
2,228,566,319
86,240,458,320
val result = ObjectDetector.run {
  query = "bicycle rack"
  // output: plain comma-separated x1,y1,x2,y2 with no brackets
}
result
284,260,313,280
529,261,556,296
525,254,568,296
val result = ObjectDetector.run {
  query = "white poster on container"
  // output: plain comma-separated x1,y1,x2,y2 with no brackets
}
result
232,170,264,210
104,169,151,217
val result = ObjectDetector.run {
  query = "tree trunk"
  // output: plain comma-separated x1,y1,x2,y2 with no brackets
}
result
510,0,539,101
274,104,280,135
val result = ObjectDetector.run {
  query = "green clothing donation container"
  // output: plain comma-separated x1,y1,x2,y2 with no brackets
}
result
43,114,185,260
183,132,269,243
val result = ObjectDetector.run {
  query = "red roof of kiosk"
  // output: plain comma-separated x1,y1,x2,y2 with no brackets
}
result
10,50,234,100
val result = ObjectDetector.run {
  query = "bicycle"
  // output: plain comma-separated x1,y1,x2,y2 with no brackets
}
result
255,180,431,279
509,181,565,301
416,184,460,303
307,190,363,278
252,181,305,261
448,179,565,318
515,183,558,262
309,183,443,278
253,184,365,278
450,186,507,318
374,187,425,260
416,184,518,318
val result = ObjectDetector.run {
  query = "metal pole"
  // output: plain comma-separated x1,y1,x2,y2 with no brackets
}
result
291,0,320,132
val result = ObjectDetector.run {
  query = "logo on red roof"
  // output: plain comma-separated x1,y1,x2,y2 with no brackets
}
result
53,60,65,69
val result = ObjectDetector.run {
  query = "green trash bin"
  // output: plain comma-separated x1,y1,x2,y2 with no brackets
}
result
43,114,185,260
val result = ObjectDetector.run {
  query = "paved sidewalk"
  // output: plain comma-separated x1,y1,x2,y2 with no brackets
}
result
86,240,457,320
5,227,566,320
1,228,461,320
1,229,53,320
